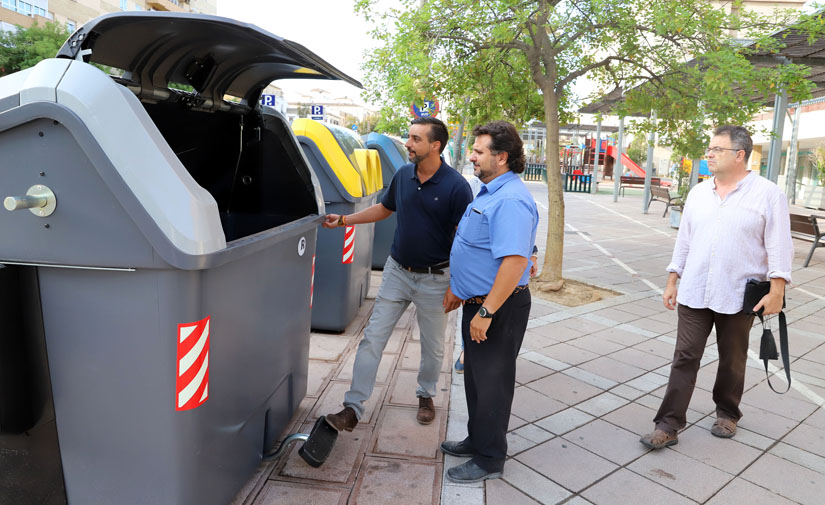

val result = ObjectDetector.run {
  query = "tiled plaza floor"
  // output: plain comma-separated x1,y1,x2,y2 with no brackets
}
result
234,181,825,505
442,182,825,505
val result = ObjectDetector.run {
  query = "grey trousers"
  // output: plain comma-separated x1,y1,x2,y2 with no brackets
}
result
343,256,449,420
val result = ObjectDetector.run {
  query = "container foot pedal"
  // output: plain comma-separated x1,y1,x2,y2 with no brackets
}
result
262,415,338,468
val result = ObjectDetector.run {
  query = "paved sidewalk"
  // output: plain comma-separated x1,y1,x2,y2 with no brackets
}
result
442,185,825,505
232,271,458,505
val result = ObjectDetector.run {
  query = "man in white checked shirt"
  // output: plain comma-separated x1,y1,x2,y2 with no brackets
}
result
640,125,794,450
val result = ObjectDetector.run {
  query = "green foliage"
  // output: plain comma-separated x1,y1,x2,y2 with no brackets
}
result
616,6,818,159
168,82,196,93
354,0,817,282
810,145,825,186
355,0,550,131
358,113,381,135
625,134,649,166
0,22,70,77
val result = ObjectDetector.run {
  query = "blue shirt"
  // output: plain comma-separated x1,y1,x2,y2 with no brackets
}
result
450,171,539,300
381,158,473,268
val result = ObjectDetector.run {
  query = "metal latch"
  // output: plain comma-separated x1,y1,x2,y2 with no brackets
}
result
4,185,57,217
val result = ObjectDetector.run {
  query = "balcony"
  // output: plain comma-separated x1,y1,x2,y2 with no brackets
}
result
145,0,187,12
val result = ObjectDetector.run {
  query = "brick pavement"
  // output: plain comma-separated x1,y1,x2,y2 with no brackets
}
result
233,184,825,505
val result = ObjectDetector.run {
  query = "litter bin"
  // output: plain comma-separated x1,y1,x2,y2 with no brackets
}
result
363,133,408,269
292,119,379,332
0,12,362,505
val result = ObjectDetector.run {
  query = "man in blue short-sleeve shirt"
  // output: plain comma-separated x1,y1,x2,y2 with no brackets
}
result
440,120,539,483
321,117,473,433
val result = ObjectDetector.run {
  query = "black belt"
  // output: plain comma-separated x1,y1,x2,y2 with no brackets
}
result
464,285,529,305
393,256,449,275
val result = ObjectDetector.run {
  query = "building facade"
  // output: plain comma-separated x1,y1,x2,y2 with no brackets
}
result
1,0,216,34
750,100,825,209
284,88,376,130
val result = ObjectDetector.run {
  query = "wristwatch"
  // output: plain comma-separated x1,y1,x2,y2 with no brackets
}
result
478,306,494,318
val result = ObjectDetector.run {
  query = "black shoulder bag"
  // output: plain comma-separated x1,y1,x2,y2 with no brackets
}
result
743,279,790,393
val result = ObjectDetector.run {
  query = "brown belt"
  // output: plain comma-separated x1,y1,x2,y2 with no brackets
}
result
464,285,528,305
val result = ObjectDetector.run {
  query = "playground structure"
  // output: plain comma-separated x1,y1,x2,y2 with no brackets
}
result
554,136,649,192
561,137,649,179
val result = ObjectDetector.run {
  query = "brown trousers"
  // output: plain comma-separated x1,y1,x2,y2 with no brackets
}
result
654,304,755,435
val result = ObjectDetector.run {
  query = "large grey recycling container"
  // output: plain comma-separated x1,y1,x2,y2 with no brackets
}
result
363,132,408,269
0,12,361,505
294,122,377,332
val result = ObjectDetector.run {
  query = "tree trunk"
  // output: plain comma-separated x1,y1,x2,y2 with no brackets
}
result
537,87,564,291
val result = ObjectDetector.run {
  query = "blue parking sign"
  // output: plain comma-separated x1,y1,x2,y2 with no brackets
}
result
260,94,276,107
310,105,324,120
410,100,439,118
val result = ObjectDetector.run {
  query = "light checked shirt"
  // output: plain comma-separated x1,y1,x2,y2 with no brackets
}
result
450,171,539,300
666,171,793,314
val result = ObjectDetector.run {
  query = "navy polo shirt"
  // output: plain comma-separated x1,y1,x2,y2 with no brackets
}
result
381,158,473,268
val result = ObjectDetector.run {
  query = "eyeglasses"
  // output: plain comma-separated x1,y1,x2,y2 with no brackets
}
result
705,146,743,154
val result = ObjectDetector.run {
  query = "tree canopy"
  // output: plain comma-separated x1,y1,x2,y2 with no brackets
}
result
356,0,817,287
0,22,70,77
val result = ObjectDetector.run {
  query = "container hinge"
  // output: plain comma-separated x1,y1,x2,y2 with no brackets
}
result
65,28,92,61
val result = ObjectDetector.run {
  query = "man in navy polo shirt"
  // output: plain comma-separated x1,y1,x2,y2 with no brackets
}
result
321,117,473,430
440,120,538,483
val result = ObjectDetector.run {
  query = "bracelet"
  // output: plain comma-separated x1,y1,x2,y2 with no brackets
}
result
338,215,347,227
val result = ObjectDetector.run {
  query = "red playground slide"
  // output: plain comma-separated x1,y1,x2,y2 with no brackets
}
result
606,145,645,177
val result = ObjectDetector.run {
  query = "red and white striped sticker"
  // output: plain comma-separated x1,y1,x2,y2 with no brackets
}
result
341,225,355,264
176,316,210,411
310,254,316,308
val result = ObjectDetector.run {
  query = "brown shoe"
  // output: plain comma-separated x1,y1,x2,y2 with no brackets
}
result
711,417,737,438
639,429,678,450
325,407,358,432
417,397,436,425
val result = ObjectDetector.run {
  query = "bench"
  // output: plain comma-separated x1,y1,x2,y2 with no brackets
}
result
790,213,825,267
619,176,661,196
648,186,683,217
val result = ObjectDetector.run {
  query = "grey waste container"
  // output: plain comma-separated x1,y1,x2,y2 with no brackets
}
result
292,120,378,332
363,132,408,269
0,12,362,505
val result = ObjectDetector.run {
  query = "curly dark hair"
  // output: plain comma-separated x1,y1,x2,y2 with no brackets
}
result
471,120,526,174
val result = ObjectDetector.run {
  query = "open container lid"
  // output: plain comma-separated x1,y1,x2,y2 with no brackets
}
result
56,11,362,108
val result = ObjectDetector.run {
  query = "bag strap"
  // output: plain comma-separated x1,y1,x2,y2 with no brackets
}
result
758,311,791,394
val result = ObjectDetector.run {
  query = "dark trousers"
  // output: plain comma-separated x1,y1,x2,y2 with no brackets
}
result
462,289,531,472
654,304,754,435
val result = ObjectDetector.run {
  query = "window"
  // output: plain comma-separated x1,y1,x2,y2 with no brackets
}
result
66,20,76,32
1,0,15,10
134,4,142,10
19,1,32,16
120,0,127,9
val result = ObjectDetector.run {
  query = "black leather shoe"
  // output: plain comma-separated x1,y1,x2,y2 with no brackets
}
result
446,460,502,483
440,439,474,457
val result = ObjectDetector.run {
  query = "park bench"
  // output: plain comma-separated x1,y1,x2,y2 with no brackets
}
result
619,175,661,196
648,185,683,217
790,213,825,267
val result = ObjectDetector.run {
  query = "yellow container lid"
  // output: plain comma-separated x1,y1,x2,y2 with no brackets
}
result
367,150,383,191
292,118,363,198
353,149,374,194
